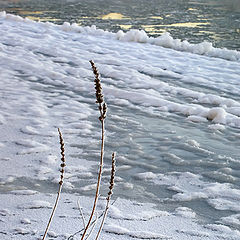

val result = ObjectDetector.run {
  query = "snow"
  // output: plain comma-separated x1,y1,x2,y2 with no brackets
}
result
0,11,240,240
19,200,53,209
2,193,240,240
104,224,171,239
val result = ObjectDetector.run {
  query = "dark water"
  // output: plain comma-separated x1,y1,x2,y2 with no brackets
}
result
0,0,239,50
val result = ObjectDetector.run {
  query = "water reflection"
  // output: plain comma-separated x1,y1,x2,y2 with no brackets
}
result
9,9,58,22
166,22,209,28
141,25,166,34
102,12,128,20
150,16,163,19
119,24,132,30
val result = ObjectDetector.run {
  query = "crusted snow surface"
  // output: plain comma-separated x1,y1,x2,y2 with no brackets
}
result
1,193,240,240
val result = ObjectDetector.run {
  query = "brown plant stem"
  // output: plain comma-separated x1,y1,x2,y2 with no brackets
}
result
42,128,65,240
80,118,105,240
80,61,107,240
95,152,116,240
67,199,118,240
85,212,99,240
42,184,63,240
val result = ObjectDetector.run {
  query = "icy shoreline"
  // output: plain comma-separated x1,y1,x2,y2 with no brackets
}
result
1,11,240,62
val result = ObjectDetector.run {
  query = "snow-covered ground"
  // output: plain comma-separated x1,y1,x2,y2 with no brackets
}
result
1,12,240,239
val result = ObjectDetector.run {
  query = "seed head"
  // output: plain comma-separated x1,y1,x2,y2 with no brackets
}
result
107,152,116,200
58,128,65,186
89,60,104,104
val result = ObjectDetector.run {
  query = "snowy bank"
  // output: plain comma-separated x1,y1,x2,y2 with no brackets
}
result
0,11,240,61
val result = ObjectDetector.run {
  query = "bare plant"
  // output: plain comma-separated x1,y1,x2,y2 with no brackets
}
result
67,200,118,240
42,128,66,240
95,152,116,240
80,60,108,240
42,61,116,240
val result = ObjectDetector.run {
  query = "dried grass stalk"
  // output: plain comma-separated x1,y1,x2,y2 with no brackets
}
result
95,152,116,240
67,200,118,240
85,212,98,240
80,61,108,240
42,128,65,240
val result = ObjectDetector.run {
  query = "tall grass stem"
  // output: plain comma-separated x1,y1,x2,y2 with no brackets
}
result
80,61,107,240
95,152,116,240
42,128,65,240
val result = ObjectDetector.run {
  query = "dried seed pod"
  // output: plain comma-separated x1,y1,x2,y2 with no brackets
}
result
102,103,107,119
42,128,66,240
58,128,66,186
90,60,104,104
107,152,116,201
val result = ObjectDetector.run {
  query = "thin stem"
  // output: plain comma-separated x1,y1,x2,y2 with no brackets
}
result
67,198,118,240
67,199,118,240
42,128,65,240
95,198,108,240
42,184,62,240
77,199,86,230
95,153,116,240
85,212,99,240
80,118,105,240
